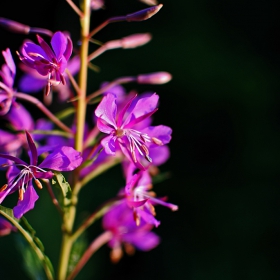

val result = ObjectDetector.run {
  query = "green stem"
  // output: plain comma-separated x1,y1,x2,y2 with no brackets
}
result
57,0,91,279
66,231,112,280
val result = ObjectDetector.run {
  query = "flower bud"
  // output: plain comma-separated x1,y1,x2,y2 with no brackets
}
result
139,0,158,6
121,33,152,49
125,4,163,22
137,72,172,84
0,17,30,34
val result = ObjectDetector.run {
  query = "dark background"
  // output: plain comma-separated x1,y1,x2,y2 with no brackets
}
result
1,0,280,279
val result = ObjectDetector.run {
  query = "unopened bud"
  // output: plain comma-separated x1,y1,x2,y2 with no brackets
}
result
126,4,163,22
139,0,158,6
0,18,30,34
137,72,172,84
121,33,152,49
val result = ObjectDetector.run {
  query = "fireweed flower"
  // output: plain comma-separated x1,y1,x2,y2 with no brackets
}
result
102,200,160,263
18,31,73,95
18,55,80,102
95,93,172,169
124,168,178,227
0,131,82,218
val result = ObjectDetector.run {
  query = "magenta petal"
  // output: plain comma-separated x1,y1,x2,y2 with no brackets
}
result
63,36,73,61
5,103,34,131
129,93,159,120
51,32,67,58
143,125,172,146
39,146,82,171
13,184,39,219
21,41,48,61
19,74,46,92
138,209,161,227
97,118,114,134
0,153,27,165
2,48,16,77
149,146,170,166
101,136,116,155
127,199,148,208
37,35,55,60
95,93,117,129
125,231,160,251
25,131,38,166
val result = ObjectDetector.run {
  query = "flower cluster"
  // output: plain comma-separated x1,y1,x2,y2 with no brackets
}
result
0,2,177,278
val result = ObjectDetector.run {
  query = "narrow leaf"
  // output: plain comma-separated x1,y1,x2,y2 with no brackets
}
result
51,172,72,208
0,205,54,280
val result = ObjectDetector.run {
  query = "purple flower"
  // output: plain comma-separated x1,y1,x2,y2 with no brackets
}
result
95,93,172,169
0,131,82,218
124,169,178,227
18,55,80,102
102,200,160,262
18,31,73,95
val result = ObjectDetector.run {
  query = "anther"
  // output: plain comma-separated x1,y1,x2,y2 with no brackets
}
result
34,179,43,189
149,203,156,216
131,150,137,163
0,184,8,192
152,137,163,145
19,189,24,201
134,211,141,226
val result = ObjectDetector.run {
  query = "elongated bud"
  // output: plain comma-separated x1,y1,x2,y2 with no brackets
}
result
0,18,30,34
126,4,163,22
121,33,152,49
139,0,158,6
137,72,172,84
0,18,52,36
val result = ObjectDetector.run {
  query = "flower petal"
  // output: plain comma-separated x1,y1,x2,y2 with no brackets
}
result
39,146,82,171
124,230,160,251
25,131,38,166
101,136,116,155
95,93,117,129
13,183,39,219
51,32,67,58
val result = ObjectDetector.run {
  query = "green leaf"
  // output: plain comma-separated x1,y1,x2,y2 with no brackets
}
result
16,234,46,280
51,172,72,208
68,233,88,275
0,205,54,280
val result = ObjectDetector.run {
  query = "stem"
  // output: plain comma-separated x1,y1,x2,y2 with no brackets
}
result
57,0,91,279
65,68,81,96
14,92,73,134
86,76,135,103
42,179,64,216
72,197,121,242
66,0,84,18
75,1,91,153
66,231,112,280
79,153,123,191
88,16,125,38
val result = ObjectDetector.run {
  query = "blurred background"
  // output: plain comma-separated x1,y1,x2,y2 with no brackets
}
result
1,0,280,279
